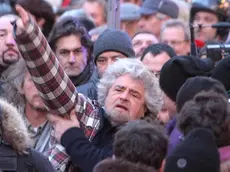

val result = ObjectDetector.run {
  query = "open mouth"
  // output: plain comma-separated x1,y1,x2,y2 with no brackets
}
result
115,105,128,111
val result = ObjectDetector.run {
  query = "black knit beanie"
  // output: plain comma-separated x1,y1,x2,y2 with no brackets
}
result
159,56,214,102
164,128,220,172
93,28,135,62
176,76,227,112
212,57,230,97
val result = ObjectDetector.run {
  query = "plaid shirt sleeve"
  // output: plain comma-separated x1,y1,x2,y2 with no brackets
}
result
14,19,75,115
14,19,101,172
14,18,93,116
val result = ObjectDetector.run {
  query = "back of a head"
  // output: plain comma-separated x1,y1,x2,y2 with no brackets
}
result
113,120,167,169
59,8,96,32
78,18,95,32
16,0,55,37
176,76,228,112
141,43,176,61
93,158,156,172
164,128,220,172
177,90,230,147
89,24,108,37
61,8,92,21
159,56,214,102
16,0,54,19
171,0,190,21
120,3,140,21
140,0,179,19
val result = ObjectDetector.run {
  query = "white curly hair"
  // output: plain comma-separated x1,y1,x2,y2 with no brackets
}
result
97,58,163,118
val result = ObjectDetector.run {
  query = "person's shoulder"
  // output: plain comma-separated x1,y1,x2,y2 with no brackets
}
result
77,81,94,91
77,81,98,100
29,148,56,172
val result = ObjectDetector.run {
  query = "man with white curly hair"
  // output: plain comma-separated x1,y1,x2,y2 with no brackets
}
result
12,5,162,172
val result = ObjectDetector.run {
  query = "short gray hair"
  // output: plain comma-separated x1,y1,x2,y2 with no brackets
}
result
97,58,163,118
161,19,190,41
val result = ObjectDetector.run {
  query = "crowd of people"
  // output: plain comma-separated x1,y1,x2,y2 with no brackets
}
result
0,0,230,172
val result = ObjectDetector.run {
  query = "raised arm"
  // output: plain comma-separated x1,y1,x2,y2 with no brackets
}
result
13,5,99,118
13,5,76,116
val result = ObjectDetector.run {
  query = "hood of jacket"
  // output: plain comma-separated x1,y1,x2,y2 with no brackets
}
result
0,98,31,154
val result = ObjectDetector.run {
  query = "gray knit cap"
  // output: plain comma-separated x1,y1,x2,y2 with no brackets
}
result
93,28,135,61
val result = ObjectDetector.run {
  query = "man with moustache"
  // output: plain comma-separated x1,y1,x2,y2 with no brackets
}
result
0,14,20,75
77,28,136,100
190,0,229,44
12,5,162,172
0,14,21,96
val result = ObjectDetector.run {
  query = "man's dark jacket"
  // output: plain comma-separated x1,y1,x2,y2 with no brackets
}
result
61,108,116,172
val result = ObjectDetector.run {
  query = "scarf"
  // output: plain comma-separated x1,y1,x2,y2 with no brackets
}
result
69,60,95,87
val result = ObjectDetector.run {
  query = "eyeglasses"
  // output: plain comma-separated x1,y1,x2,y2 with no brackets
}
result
162,40,187,46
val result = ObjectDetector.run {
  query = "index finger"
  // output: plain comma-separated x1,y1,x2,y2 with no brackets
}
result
15,5,29,26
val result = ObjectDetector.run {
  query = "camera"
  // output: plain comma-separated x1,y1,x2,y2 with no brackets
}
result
206,44,230,62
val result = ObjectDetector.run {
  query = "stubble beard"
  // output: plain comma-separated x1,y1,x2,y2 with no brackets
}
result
104,107,130,126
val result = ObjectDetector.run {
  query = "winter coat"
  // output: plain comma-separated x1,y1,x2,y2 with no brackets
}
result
166,117,183,156
61,107,116,172
77,70,99,100
0,98,56,172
